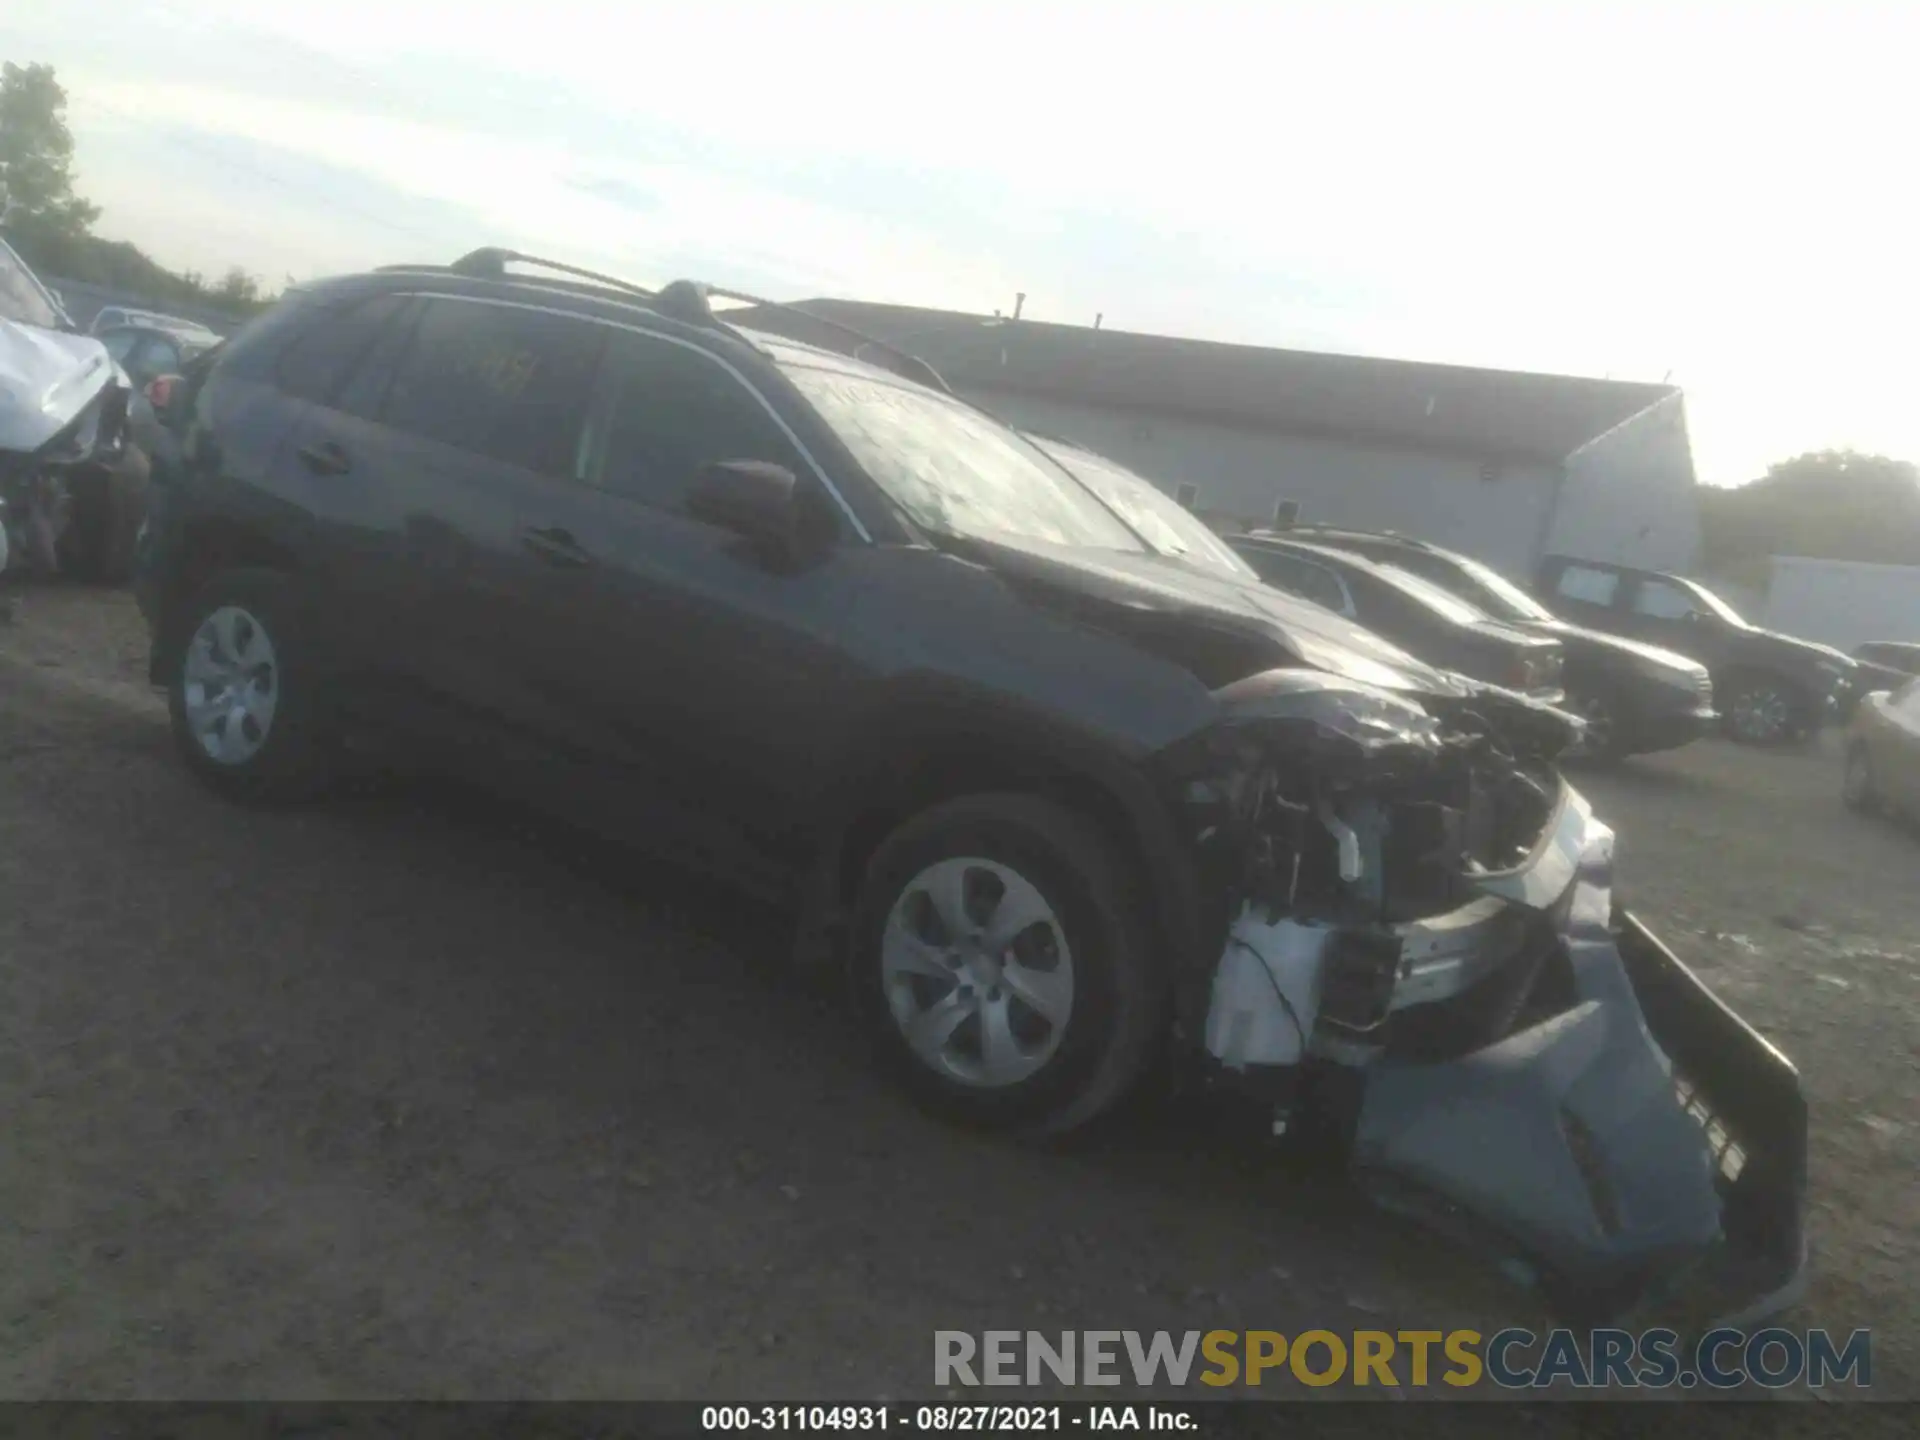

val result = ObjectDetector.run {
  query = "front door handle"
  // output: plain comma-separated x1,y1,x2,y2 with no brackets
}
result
296,440,351,476
521,525,592,568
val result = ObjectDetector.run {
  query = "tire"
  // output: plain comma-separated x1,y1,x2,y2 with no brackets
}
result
1842,743,1878,814
1568,690,1625,764
1722,673,1810,746
165,568,334,804
849,793,1166,1137
52,452,147,584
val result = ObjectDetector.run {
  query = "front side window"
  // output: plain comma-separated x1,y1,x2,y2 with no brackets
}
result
782,364,1145,552
381,299,605,476
1633,579,1701,620
584,331,803,510
1554,564,1621,606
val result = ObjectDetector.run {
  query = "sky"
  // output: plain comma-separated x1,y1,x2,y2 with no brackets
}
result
4,0,1915,486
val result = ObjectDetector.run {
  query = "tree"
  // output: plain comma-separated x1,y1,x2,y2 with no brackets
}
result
213,265,262,307
0,61,99,240
1699,449,1920,589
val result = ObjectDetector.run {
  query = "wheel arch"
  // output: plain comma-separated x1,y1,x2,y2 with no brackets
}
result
148,516,303,683
795,687,1215,1008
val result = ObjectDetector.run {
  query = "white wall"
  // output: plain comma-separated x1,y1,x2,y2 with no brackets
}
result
1761,556,1920,651
1547,391,1701,575
965,388,1562,577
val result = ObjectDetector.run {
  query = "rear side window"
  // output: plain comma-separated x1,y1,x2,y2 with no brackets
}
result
1553,564,1621,606
381,298,605,477
275,293,408,404
583,330,803,509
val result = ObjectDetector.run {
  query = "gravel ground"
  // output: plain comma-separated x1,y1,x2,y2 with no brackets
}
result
1,585,1913,1403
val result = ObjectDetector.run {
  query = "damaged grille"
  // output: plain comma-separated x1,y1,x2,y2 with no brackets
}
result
1675,1074,1748,1184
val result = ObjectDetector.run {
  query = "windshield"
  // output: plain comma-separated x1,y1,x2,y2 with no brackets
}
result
782,365,1146,552
0,237,64,329
1030,439,1260,581
1379,562,1495,625
1446,553,1554,622
1682,577,1748,626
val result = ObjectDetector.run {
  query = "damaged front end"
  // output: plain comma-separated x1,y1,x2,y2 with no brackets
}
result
0,320,133,577
1161,668,1808,1326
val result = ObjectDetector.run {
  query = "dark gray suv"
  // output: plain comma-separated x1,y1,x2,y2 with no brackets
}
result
134,249,1807,1323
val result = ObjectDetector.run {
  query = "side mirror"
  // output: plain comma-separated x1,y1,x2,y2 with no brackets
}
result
685,459,834,565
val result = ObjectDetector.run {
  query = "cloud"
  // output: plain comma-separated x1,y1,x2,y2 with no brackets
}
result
9,0,1919,484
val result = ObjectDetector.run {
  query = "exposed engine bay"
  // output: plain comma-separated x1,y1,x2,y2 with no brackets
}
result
1159,667,1808,1325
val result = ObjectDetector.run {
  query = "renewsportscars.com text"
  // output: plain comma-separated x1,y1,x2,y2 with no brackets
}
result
934,1327,1872,1390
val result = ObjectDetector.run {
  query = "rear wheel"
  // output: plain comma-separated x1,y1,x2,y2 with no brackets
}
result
849,793,1165,1137
1569,691,1624,763
1842,744,1878,814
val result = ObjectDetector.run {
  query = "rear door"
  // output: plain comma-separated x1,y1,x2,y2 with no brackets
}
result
278,292,606,758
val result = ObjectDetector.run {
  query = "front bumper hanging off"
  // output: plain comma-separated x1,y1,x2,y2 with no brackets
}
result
1351,788,1808,1325
1213,782,1809,1326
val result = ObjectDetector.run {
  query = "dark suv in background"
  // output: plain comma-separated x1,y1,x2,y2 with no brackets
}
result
1536,555,1856,744
132,249,1807,1323
1273,527,1715,761
1224,532,1568,703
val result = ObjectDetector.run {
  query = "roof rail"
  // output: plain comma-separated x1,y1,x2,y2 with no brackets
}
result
699,285,954,395
446,247,657,299
383,250,953,395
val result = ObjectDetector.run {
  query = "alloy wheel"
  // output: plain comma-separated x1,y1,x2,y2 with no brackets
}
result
181,605,280,765
880,856,1075,1089
1730,685,1791,744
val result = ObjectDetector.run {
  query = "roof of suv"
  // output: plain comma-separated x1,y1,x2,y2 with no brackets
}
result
367,249,958,395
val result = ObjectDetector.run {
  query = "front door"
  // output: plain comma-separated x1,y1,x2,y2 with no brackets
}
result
503,326,871,879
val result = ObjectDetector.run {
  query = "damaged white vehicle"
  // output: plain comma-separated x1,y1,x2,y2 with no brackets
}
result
0,234,144,581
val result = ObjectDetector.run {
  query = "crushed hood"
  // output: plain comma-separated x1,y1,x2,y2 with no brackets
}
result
0,320,118,453
949,534,1477,700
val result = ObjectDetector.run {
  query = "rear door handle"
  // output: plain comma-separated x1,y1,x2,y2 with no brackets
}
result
521,525,592,568
296,441,351,476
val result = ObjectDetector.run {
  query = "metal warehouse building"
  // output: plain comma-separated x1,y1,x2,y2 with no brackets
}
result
744,300,1701,581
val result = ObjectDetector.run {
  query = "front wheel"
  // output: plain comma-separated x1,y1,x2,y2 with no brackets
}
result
849,794,1166,1137
1723,675,1810,746
166,568,334,804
